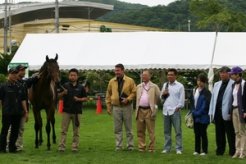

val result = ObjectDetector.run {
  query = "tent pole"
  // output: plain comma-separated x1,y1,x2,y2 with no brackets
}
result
208,31,218,91
55,0,59,33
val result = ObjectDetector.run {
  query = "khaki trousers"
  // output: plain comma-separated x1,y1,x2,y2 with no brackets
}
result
137,108,155,151
113,104,134,149
59,112,81,150
232,108,246,155
16,116,26,149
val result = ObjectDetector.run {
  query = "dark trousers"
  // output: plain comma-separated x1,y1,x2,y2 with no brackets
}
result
0,114,22,152
194,122,208,153
214,115,235,156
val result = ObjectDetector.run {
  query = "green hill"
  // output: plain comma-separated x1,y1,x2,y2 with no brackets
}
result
78,0,246,32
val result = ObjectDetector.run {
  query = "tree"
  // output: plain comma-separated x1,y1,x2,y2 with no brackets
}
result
100,25,112,32
190,0,246,31
0,53,15,75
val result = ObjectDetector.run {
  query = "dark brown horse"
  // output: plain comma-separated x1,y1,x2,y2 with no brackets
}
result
29,54,59,150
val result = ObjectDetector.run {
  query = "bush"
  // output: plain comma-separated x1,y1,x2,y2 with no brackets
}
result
0,74,7,83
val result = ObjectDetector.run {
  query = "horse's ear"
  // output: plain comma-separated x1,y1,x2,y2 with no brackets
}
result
55,53,58,61
46,55,49,61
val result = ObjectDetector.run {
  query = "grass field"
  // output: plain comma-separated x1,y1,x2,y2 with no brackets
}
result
0,106,244,164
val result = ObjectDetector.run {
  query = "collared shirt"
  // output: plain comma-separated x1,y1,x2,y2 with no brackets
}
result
214,80,229,119
161,80,185,116
139,82,150,107
232,84,239,107
216,80,229,109
0,81,26,115
194,88,200,108
62,82,87,114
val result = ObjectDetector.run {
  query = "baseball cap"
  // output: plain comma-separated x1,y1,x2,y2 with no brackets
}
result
16,64,27,71
229,66,243,74
8,67,19,74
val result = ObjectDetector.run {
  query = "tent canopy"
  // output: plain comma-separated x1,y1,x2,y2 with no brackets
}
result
11,32,245,71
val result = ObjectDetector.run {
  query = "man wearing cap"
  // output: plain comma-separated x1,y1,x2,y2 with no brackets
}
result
7,64,38,151
15,64,29,151
229,66,246,159
0,68,28,153
209,66,235,156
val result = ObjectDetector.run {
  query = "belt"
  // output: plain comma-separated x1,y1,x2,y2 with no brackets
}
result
232,106,238,109
139,106,150,109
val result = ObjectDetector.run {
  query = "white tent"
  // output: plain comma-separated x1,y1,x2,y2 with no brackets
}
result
213,32,246,67
10,32,245,71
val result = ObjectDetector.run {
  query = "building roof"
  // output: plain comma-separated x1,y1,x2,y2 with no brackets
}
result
0,1,113,28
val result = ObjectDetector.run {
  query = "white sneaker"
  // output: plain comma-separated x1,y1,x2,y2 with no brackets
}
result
58,147,65,152
161,150,168,154
176,150,182,154
193,152,199,155
239,154,246,159
200,152,206,156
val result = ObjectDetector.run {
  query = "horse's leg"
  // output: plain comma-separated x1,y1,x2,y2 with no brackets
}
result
33,109,41,148
50,108,56,144
34,121,39,148
46,110,51,150
39,115,43,146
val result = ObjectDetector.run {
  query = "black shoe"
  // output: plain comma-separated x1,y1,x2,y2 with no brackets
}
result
229,150,236,156
216,151,224,156
216,152,224,156
0,149,6,153
9,148,17,153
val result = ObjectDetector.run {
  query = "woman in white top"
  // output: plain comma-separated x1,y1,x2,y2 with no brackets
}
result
229,66,246,159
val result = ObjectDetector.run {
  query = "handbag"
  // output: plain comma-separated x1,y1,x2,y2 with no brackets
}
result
185,110,193,129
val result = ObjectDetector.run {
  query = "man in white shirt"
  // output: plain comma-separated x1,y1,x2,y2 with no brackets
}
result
160,68,185,154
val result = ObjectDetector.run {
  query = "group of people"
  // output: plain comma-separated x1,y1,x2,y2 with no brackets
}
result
106,64,246,159
0,65,33,153
209,66,246,159
0,66,88,153
1,63,246,160
191,66,246,159
105,65,185,154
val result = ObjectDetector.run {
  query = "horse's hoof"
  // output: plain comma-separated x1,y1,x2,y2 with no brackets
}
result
39,141,43,146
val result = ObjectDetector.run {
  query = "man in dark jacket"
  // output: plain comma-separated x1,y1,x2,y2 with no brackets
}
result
0,68,28,153
58,68,87,152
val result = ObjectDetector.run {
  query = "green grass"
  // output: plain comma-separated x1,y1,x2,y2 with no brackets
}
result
0,107,244,164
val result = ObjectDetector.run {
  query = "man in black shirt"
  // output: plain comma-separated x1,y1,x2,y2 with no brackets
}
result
209,66,235,156
0,68,28,153
58,68,87,152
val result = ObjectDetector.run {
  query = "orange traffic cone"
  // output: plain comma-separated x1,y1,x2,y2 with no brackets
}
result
58,100,63,113
96,96,103,114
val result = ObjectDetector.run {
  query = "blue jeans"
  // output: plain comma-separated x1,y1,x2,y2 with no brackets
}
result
163,111,182,151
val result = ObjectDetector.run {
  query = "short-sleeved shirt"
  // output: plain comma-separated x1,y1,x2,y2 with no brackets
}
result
62,82,87,114
0,81,26,115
